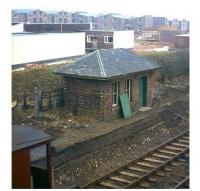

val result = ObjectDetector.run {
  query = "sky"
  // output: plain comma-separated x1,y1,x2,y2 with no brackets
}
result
11,0,191,20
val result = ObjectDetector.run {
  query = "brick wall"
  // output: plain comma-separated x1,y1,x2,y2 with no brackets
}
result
63,77,103,118
85,31,114,50
24,23,90,33
63,70,157,121
159,30,180,43
102,71,156,121
174,36,189,48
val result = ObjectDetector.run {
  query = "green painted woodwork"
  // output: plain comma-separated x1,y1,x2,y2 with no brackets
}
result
139,76,147,107
119,93,132,118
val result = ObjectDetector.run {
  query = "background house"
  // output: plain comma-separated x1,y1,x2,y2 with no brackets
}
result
27,9,49,23
23,23,91,33
54,11,72,23
12,9,190,34
153,17,168,27
174,34,189,48
85,30,134,51
56,48,160,121
133,15,153,32
142,26,180,43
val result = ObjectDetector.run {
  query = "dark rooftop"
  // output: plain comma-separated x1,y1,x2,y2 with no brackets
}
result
12,125,52,152
56,48,160,79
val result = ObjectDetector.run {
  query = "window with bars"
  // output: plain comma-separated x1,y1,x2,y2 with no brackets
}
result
112,82,119,106
125,79,132,101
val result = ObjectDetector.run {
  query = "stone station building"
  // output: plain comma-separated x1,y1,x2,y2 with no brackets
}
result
56,48,160,121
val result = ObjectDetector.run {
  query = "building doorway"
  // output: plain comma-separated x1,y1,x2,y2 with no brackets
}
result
139,76,147,107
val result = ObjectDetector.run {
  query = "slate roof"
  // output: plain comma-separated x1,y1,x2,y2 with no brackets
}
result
12,125,52,152
56,48,160,79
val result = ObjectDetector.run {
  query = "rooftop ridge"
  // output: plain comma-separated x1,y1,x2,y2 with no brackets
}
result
73,50,97,63
96,50,106,77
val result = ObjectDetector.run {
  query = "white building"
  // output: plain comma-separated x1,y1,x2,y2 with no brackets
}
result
113,30,134,49
12,32,85,65
12,23,24,33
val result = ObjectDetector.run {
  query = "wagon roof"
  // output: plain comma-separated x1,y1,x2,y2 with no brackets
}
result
12,125,52,152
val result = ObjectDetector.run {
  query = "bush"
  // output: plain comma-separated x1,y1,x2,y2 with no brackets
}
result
12,67,63,102
140,49,189,82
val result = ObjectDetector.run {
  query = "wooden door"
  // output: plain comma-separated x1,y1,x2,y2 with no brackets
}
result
139,76,147,107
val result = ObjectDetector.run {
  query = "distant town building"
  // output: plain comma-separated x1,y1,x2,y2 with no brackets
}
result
23,23,91,33
11,9,190,33
12,10,28,23
175,34,189,48
71,12,90,24
133,15,153,32
159,29,180,43
85,30,134,51
142,26,180,43
27,9,49,23
153,17,168,27
124,17,134,30
142,27,159,42
179,19,189,32
94,13,125,30
54,11,72,23
171,19,179,28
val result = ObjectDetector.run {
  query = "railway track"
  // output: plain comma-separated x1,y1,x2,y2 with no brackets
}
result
174,176,189,189
81,130,189,189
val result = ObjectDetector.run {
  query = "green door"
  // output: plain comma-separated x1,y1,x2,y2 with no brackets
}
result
119,93,132,118
139,76,147,107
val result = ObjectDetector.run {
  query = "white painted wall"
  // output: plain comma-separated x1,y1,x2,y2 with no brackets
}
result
12,33,85,65
12,23,24,33
113,31,134,49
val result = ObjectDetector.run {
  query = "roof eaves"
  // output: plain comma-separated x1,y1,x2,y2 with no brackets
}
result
54,72,109,80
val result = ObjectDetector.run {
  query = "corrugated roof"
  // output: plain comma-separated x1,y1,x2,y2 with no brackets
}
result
56,48,160,79
12,125,52,152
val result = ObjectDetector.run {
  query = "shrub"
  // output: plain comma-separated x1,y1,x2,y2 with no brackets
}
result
140,49,189,82
12,67,63,102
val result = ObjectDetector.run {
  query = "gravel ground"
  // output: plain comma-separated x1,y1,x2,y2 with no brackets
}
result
54,118,188,187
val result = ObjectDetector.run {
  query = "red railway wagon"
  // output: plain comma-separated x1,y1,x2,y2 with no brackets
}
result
12,125,52,188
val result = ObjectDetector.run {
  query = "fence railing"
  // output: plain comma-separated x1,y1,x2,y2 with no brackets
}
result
14,87,65,116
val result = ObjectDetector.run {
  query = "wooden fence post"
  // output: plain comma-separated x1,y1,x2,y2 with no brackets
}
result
60,88,65,106
22,95,28,109
34,87,41,116
49,92,51,109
